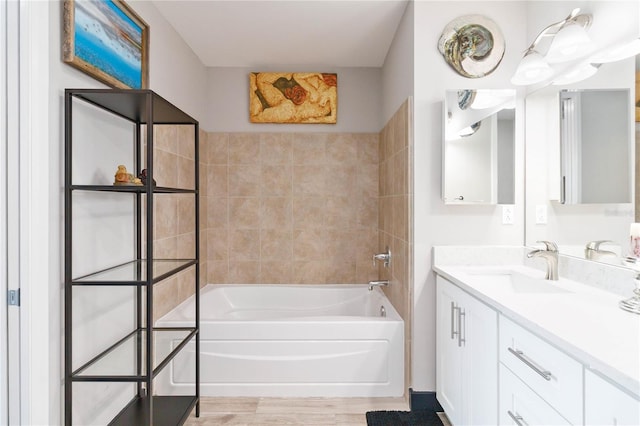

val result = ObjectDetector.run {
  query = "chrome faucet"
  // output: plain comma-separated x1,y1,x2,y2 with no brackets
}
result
372,247,391,268
585,240,617,261
527,241,559,281
368,280,389,291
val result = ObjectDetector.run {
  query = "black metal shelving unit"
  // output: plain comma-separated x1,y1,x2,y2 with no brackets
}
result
64,89,200,425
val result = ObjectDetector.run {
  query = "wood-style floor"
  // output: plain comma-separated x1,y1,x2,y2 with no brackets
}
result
185,397,410,425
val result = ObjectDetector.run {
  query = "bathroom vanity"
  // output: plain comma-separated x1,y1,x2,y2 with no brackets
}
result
433,246,640,426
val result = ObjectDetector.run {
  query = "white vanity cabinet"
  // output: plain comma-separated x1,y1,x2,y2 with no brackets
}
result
585,370,640,425
436,276,498,426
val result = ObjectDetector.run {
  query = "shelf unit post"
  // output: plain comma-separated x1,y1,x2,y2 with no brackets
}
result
194,122,201,418
64,89,73,426
135,120,143,401
144,92,154,425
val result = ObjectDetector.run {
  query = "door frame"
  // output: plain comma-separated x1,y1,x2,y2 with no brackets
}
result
0,0,9,420
11,1,52,424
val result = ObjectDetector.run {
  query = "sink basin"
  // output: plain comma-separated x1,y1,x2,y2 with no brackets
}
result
461,268,573,294
493,272,572,294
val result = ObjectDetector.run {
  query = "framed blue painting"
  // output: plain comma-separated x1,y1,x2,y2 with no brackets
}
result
63,0,149,89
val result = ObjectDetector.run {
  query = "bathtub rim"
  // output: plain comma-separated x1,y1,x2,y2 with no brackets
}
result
156,283,404,324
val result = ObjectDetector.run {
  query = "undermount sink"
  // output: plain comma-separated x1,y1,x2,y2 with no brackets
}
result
461,268,573,294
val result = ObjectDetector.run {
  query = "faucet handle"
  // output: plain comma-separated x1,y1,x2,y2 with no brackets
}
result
372,247,391,267
536,240,558,252
585,240,613,250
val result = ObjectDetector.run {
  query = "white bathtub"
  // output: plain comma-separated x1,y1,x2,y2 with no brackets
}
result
155,284,404,397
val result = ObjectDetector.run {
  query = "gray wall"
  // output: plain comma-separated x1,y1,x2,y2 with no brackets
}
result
205,67,382,133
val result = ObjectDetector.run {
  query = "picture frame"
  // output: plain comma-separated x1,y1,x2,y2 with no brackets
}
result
249,72,338,124
62,0,149,89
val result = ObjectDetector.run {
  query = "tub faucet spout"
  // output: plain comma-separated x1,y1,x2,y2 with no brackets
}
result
368,280,389,291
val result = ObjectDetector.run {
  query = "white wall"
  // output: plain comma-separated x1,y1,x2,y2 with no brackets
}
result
412,1,527,391
37,1,208,424
205,67,382,132
129,1,208,125
382,1,414,126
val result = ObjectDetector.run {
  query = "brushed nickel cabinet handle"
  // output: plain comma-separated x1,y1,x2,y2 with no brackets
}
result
458,309,466,347
507,410,525,426
508,347,552,381
450,302,459,340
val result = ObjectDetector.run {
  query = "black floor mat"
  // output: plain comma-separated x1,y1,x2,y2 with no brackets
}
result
366,410,444,426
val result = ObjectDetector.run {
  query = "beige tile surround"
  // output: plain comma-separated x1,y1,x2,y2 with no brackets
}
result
148,125,208,322
201,132,379,285
378,99,413,394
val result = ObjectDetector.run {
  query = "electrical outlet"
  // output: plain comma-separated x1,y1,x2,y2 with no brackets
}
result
502,205,514,225
536,204,548,224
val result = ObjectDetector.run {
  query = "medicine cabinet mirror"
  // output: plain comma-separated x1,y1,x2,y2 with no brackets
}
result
559,89,631,204
525,80,635,265
442,89,516,204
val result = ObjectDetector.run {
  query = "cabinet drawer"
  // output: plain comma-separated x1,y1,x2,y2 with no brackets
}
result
499,364,570,426
499,315,582,425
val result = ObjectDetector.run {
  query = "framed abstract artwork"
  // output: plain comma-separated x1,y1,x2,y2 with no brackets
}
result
250,72,337,124
63,0,149,89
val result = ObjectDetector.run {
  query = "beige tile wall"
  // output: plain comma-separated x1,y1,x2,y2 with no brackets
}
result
201,132,380,285
378,99,413,394
148,125,207,322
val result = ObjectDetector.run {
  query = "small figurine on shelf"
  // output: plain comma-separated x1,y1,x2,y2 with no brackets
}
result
138,169,156,187
113,165,142,186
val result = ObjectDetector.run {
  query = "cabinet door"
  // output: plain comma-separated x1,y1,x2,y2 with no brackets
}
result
460,288,498,426
436,276,464,425
585,370,640,425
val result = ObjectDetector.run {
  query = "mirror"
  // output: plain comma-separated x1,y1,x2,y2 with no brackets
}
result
522,0,639,266
525,61,636,264
559,89,631,204
442,89,516,204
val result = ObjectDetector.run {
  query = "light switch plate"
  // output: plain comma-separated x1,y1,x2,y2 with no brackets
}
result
502,205,514,225
536,204,548,224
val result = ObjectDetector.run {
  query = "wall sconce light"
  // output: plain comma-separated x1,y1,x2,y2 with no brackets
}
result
551,63,599,85
458,121,482,138
590,37,640,63
512,8,638,86
511,8,592,85
510,50,555,85
545,21,594,63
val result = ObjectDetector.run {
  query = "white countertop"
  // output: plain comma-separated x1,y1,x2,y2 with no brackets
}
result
433,262,640,397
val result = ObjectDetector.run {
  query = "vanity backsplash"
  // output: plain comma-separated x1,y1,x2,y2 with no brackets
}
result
432,245,636,297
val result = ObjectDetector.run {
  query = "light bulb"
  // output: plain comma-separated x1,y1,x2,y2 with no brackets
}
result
551,63,598,85
590,38,640,64
510,51,554,85
546,23,594,63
